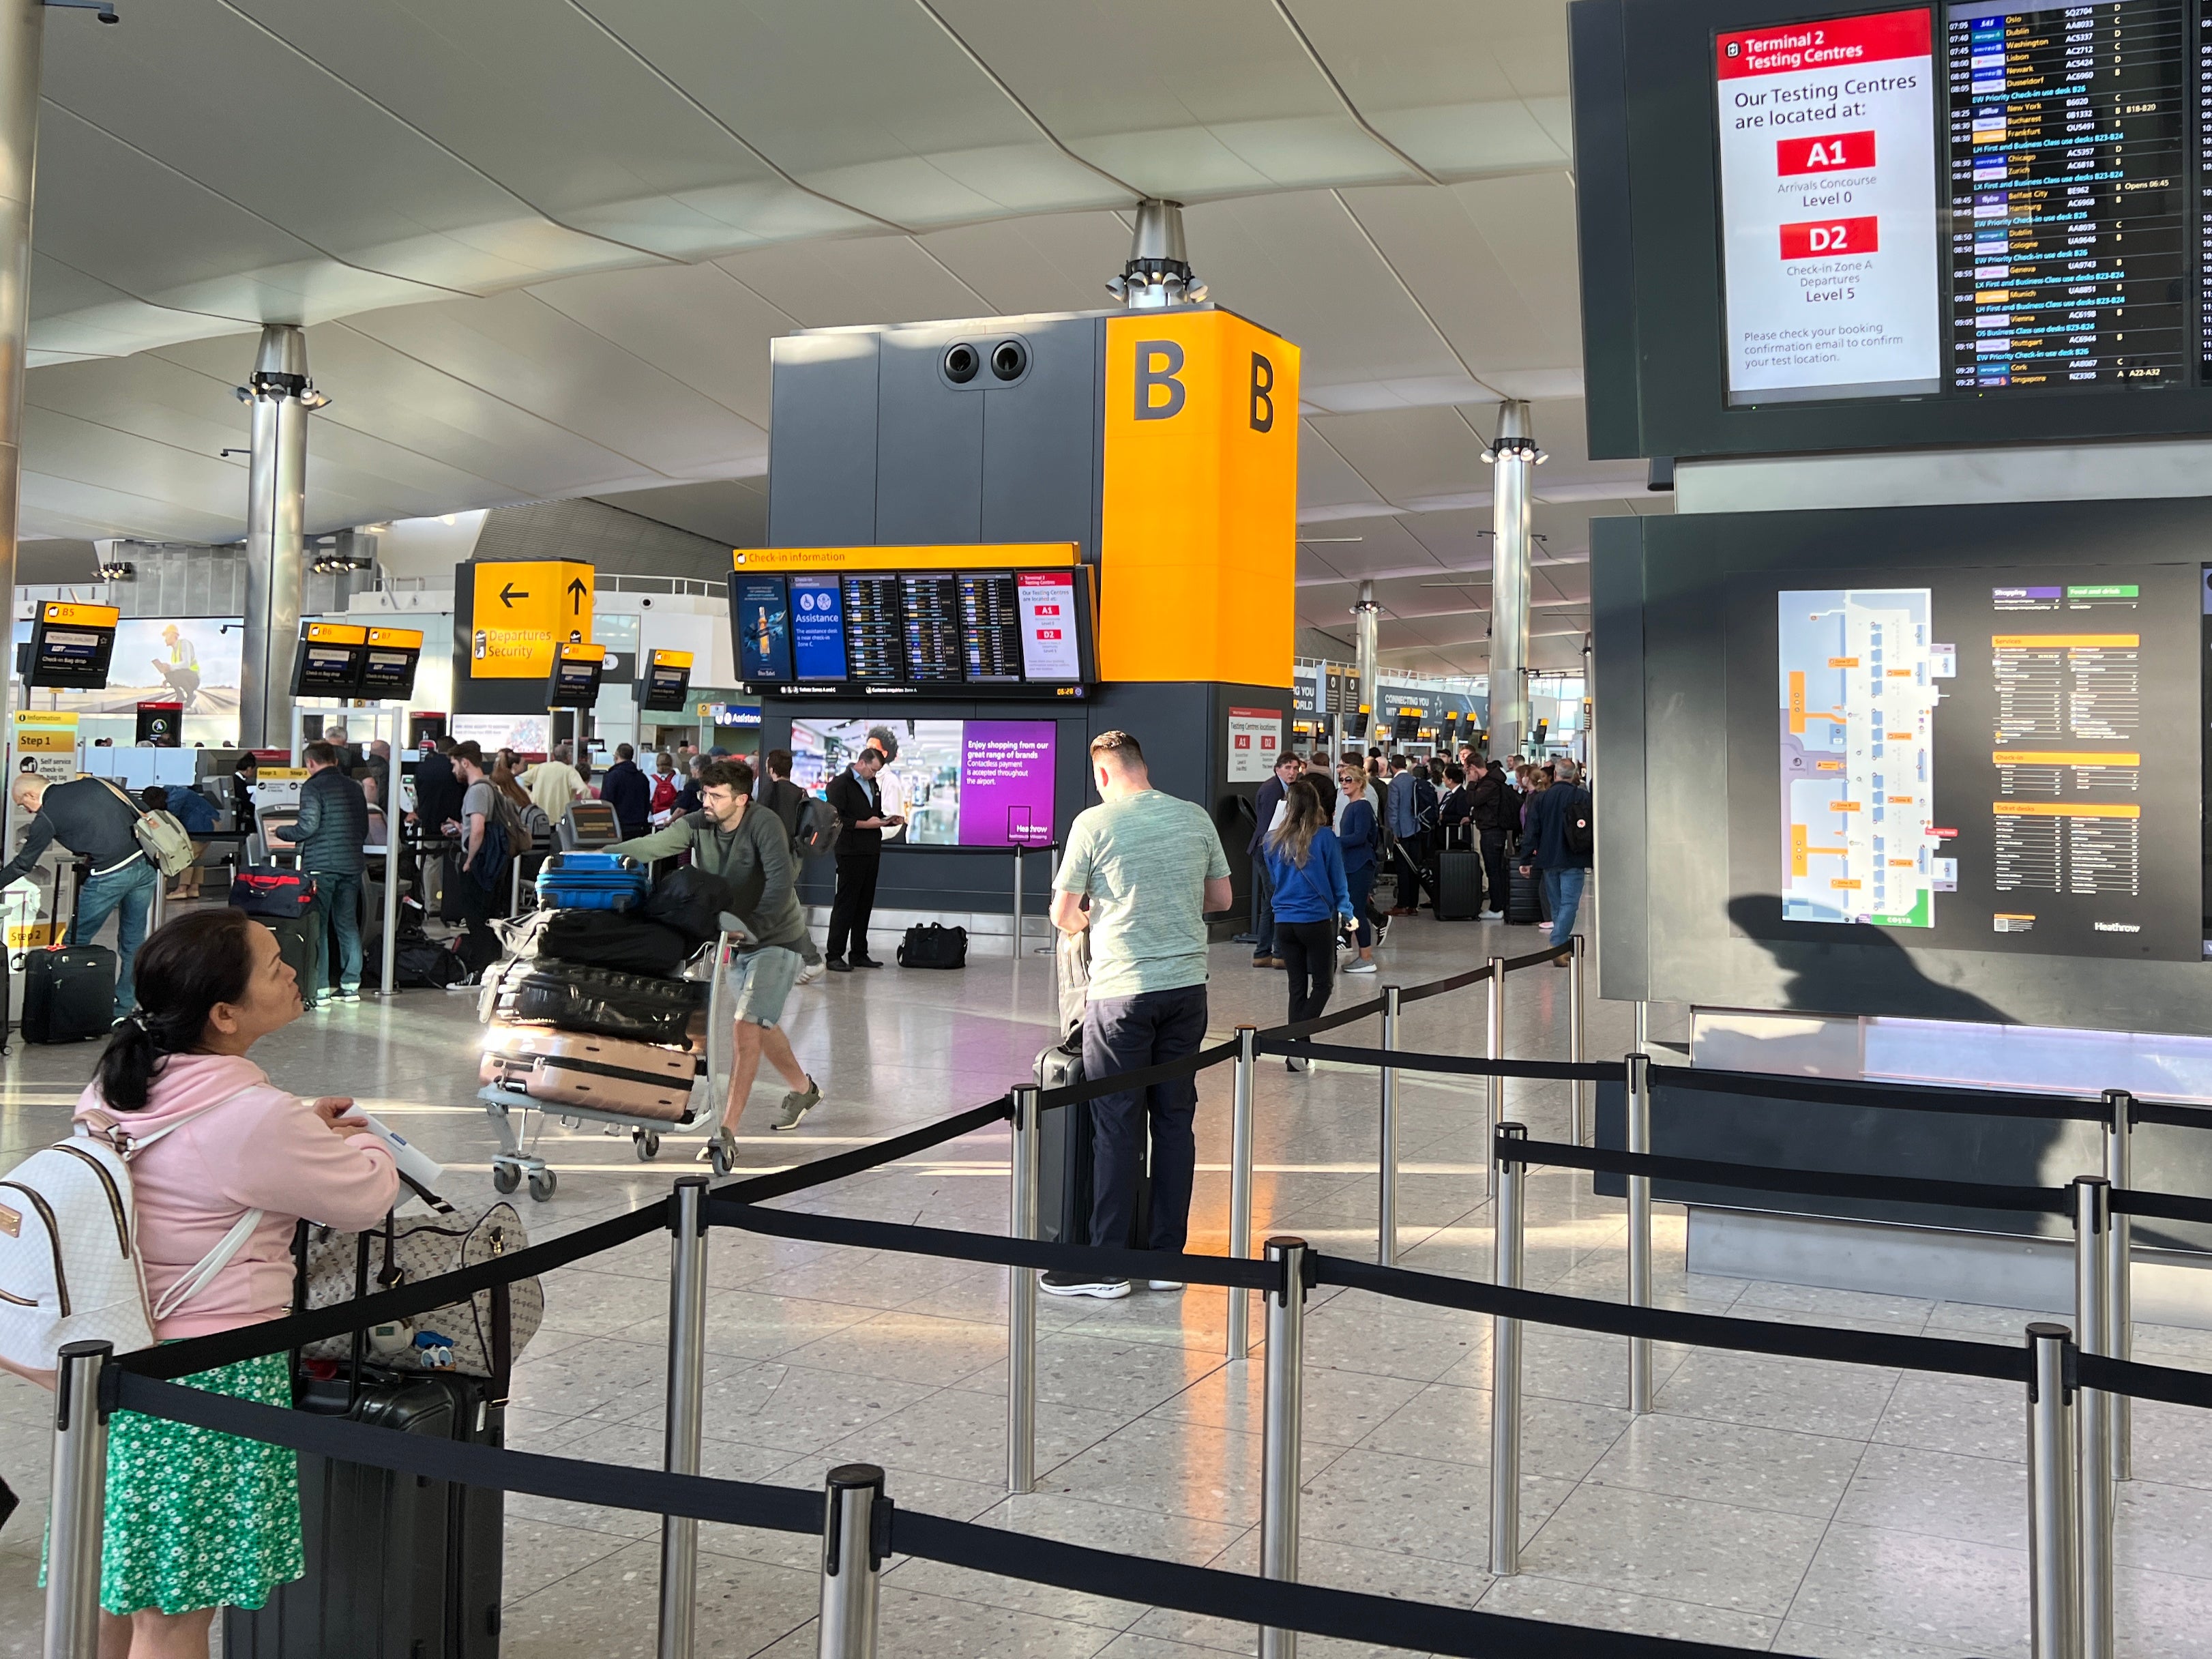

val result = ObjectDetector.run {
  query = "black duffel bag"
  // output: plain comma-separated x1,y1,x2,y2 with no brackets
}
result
479,956,700,1044
896,922,967,969
642,866,737,948
538,909,694,978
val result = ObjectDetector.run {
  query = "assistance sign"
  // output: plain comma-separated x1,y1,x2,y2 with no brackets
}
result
470,560,595,679
1716,8,1942,405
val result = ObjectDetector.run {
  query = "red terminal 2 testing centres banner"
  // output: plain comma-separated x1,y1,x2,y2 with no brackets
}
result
1716,8,1941,405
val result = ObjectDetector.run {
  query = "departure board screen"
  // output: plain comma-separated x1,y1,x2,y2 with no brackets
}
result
1947,0,2189,392
840,575,905,681
959,573,1024,683
900,574,963,683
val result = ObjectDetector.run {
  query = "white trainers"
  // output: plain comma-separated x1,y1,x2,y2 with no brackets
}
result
795,958,825,985
1344,959,1378,975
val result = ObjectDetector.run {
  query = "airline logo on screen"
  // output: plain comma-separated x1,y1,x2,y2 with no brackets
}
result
1715,8,1941,407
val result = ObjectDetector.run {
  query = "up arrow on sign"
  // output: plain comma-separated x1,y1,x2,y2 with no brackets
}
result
566,576,588,615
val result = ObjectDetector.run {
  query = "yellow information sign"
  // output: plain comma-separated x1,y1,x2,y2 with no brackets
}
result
41,602,118,628
731,544,1078,572
470,561,595,679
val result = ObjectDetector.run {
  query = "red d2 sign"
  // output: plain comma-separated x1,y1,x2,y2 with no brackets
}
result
1780,216,1878,260
1778,130,1876,175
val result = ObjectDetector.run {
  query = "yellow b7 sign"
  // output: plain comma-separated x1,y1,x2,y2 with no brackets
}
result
470,560,595,679
1102,310,1298,686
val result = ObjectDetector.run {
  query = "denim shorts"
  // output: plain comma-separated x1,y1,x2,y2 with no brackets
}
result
726,943,799,1028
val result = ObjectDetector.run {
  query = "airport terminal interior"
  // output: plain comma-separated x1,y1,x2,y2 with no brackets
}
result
6,3,2212,1657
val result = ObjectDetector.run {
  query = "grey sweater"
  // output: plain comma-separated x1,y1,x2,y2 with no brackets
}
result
607,802,804,950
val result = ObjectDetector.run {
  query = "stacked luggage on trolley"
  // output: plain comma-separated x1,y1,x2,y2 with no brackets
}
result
474,851,728,1199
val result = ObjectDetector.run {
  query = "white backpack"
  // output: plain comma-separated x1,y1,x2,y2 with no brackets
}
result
93,777,198,878
0,1096,263,1371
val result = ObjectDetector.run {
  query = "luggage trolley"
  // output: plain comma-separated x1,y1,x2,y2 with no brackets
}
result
476,931,738,1199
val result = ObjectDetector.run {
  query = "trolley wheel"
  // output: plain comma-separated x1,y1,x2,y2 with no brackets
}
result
528,1169,558,1202
709,1138,733,1178
634,1130,661,1161
491,1163,521,1195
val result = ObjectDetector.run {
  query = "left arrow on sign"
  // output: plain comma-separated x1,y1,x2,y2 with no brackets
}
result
499,582,529,607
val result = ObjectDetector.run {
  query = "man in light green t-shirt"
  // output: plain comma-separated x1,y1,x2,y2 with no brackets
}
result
1046,730,1232,1300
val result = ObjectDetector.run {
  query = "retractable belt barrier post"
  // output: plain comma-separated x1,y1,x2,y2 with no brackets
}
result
1490,1125,1528,1576
659,1177,710,1659
1486,958,1507,1142
1260,1236,1308,1659
2029,1323,2082,1659
1228,1025,1258,1361
1008,1083,1041,1495
2075,1179,2114,1659
2104,1088,2134,1482
44,1340,110,1659
1568,935,1587,1145
1626,1052,1654,1415
1379,987,1402,1267
818,1464,885,1659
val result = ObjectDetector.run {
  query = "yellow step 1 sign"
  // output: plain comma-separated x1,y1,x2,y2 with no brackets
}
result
470,560,595,679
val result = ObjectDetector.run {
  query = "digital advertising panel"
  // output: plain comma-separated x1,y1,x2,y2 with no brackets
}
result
734,575,792,683
789,574,848,681
788,715,1055,847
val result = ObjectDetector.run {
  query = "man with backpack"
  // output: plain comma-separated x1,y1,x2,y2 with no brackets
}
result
269,741,370,1005
1469,757,1517,920
758,748,826,983
441,742,512,967
1518,757,1593,948
0,773,163,1020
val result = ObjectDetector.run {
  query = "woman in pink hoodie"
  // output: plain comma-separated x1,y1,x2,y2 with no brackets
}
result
59,908,398,1658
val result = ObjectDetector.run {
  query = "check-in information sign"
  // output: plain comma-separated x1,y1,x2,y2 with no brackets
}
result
470,560,595,679
1716,8,1941,405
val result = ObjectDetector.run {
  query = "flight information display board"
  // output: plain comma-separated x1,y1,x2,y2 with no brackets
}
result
26,602,117,690
360,626,423,700
732,564,1095,696
546,641,606,710
642,649,692,713
293,621,367,696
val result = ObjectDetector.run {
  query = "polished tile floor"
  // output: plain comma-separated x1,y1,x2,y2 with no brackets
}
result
5,898,2212,1658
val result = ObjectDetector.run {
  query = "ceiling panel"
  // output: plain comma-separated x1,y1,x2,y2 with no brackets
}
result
593,479,769,546
716,235,990,330
914,212,1133,318
1303,405,1486,505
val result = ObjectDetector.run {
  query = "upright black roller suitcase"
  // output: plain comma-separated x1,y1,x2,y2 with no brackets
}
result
1431,850,1484,920
224,1368,505,1659
1507,862,1545,926
21,945,115,1042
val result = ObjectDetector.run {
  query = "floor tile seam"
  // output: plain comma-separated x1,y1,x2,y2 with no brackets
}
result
872,1550,1158,1640
1767,1373,1899,1639
1473,1567,1783,1639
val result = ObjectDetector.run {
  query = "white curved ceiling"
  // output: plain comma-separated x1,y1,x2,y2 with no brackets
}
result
21,0,1660,673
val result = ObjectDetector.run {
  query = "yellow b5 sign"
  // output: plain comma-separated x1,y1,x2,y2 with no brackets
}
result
1101,310,1299,686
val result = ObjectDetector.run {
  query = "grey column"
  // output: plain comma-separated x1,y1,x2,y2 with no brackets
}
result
238,324,321,749
0,0,42,759
1353,582,1380,747
1487,402,1538,762
1108,199,1207,309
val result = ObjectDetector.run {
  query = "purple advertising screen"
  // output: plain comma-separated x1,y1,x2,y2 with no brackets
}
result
956,720,1056,846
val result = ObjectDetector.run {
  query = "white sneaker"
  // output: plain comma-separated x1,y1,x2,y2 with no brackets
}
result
1147,1280,1185,1293
1344,959,1378,975
795,958,825,986
1481,909,1505,920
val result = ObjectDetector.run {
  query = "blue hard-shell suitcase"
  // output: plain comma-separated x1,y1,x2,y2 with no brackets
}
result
535,851,647,911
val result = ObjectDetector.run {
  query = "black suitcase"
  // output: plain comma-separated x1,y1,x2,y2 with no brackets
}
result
1507,862,1545,926
1035,1040,1149,1250
897,922,968,969
1432,849,1484,921
267,913,325,1003
482,955,699,1044
224,1368,505,1659
22,944,116,1042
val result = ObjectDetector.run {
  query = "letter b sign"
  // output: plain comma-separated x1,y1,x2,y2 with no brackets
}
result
1134,340,1185,420
1250,353,1274,433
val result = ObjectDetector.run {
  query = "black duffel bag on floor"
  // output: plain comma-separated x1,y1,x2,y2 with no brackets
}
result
896,922,968,969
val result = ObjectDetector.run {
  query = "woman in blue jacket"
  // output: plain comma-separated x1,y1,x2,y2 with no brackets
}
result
1334,763,1381,975
1265,777,1355,1070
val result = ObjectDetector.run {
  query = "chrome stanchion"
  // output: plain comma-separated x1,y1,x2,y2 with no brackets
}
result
1486,957,1507,1139
658,1177,709,1659
1627,1051,1653,1415
1490,1124,1528,1576
1378,986,1402,1267
1634,999,1649,1055
1008,1082,1041,1494
2103,1088,2133,1482
2074,1180,2112,1659
1228,1024,1258,1361
1010,845,1023,962
2027,1323,2081,1659
1260,1236,1308,1659
817,1464,885,1659
1568,935,1587,1145
44,1340,111,1659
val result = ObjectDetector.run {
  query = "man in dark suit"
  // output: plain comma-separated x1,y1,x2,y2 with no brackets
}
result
1243,751,1298,968
824,748,899,971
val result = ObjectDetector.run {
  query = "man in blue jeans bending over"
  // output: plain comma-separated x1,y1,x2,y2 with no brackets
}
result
1,773,158,1020
1519,757,1593,948
1044,730,1233,1299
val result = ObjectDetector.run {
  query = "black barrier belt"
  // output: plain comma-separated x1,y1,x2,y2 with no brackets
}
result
715,1096,1012,1205
2128,1099,2212,1130
891,1508,1817,1659
1254,1038,1624,1084
117,1199,673,1381
2111,1186,2212,1228
1393,960,1497,1006
1310,1252,2029,1383
1035,1040,1239,1110
1500,941,1576,974
1266,995,1389,1041
1507,1135,2072,1216
1648,1063,2106,1124
2080,1352,2212,1412
109,1372,823,1531
709,1198,1284,1291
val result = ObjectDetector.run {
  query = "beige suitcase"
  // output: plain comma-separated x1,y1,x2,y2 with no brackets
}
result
479,1022,696,1121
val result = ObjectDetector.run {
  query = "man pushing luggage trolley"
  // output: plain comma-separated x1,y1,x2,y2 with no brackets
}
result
607,757,823,1171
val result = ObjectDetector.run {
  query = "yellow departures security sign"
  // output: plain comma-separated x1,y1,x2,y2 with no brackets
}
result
471,561,594,679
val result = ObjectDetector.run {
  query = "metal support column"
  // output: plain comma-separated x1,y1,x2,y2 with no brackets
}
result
1228,1025,1258,1361
1486,958,1507,1140
1007,1082,1040,1493
1485,402,1539,763
1260,1237,1308,1659
2027,1323,2081,1659
1567,935,1587,1145
817,1465,885,1659
2103,1089,2133,1482
239,325,323,750
2075,1181,2112,1659
1627,1051,1653,1415
658,1178,709,1659
0,0,46,766
1353,583,1379,755
1378,986,1402,1266
1490,1124,1528,1576
44,1339,109,1659
379,709,402,995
